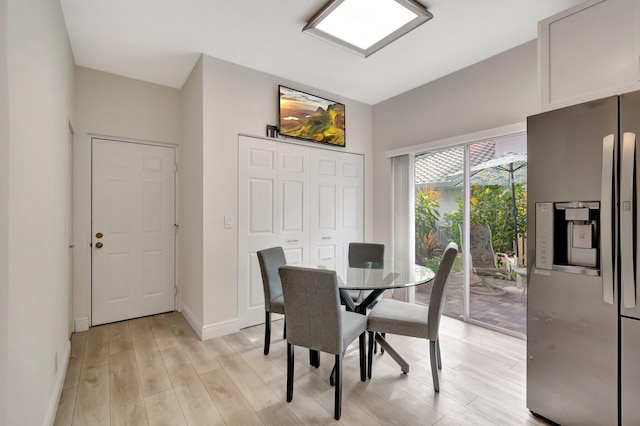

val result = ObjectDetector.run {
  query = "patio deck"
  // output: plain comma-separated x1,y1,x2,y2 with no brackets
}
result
416,272,526,335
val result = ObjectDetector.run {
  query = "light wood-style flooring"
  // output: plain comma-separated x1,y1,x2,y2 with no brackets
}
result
54,312,550,425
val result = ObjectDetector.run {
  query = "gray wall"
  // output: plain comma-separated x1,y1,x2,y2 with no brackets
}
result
179,57,204,323
72,66,183,327
6,0,75,423
196,54,374,332
372,41,538,246
0,0,7,422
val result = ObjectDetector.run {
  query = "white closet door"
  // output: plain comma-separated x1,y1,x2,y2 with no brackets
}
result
238,136,278,328
310,150,339,269
277,143,309,266
337,153,364,258
238,135,364,329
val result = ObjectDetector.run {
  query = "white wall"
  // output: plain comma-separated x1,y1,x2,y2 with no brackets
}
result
0,0,7,422
6,0,74,424
198,55,374,333
372,41,539,246
72,67,182,326
179,57,204,327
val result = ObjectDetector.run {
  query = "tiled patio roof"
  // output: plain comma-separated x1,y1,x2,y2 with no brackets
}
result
415,141,496,185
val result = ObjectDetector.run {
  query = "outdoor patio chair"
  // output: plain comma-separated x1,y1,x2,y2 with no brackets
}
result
467,223,513,295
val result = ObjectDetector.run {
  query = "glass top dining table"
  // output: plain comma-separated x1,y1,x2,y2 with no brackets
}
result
299,257,435,375
301,258,435,312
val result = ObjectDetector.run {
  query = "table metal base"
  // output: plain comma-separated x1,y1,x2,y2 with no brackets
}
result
374,332,409,374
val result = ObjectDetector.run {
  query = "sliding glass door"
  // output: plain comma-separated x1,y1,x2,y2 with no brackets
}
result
414,135,527,336
414,145,464,320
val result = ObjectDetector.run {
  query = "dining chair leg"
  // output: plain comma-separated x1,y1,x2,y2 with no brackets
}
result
264,311,271,355
429,340,439,392
310,350,320,368
436,338,442,370
283,319,286,339
367,331,375,379
287,343,295,402
359,333,366,382
380,332,385,354
334,354,343,420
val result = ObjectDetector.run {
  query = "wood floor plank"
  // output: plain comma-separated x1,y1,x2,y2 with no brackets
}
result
110,350,148,426
272,367,377,426
134,344,173,397
110,321,134,355
73,364,110,425
147,314,169,329
223,331,256,353
256,401,304,426
160,346,225,426
82,325,109,370
200,368,265,425
164,311,188,327
133,330,158,354
203,335,236,357
129,317,151,335
151,325,181,351
54,386,77,426
239,346,287,385
56,312,544,426
217,353,280,412
63,331,87,389
145,389,188,426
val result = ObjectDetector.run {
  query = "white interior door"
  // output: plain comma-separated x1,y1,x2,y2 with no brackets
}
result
238,136,278,328
92,138,176,326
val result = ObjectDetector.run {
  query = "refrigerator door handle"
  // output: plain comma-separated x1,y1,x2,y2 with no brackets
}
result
621,132,636,308
601,134,615,304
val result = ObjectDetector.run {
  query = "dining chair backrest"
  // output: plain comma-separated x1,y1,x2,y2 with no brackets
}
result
279,266,343,355
427,242,458,340
257,247,286,311
348,243,384,269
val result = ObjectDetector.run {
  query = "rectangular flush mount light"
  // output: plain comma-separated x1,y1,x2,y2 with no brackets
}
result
303,0,433,58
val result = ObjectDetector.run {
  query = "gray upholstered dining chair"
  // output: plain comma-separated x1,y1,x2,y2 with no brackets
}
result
366,242,458,392
257,247,287,355
347,242,385,354
279,265,367,420
346,242,385,303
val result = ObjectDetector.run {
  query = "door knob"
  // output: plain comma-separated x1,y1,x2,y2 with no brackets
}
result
95,232,103,239
95,242,103,249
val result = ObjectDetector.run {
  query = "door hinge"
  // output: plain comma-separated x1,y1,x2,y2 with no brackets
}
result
174,223,179,233
174,287,178,296
174,163,178,173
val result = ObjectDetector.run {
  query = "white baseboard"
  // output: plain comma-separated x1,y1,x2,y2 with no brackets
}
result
43,339,71,426
180,302,203,339
202,318,239,341
74,317,89,332
180,302,239,341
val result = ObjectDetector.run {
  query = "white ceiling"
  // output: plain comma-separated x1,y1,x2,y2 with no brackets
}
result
59,0,585,105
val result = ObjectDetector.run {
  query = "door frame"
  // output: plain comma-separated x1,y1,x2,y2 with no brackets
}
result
88,135,179,326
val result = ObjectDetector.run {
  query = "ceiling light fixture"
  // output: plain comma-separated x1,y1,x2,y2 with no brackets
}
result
303,0,433,58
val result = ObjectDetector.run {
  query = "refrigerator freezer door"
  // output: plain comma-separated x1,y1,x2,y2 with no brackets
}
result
527,95,618,425
620,90,640,319
622,317,640,425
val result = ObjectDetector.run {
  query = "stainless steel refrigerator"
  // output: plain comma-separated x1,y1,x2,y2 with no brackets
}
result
527,90,640,425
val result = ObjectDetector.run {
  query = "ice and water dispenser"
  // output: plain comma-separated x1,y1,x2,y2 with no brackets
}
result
535,201,600,275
